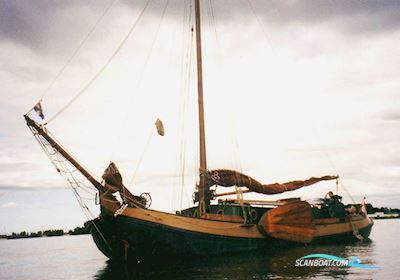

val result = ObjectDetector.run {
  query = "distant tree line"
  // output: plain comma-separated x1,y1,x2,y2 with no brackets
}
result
68,226,90,235
364,204,400,214
4,225,90,239
340,203,399,215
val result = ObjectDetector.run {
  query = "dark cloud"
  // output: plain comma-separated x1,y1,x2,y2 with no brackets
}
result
2,63,51,83
0,0,118,53
382,111,400,121
0,0,72,47
0,184,66,191
246,0,400,34
2,0,399,52
0,0,399,203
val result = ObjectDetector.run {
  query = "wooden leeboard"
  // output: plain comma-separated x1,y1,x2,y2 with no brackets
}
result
259,201,315,243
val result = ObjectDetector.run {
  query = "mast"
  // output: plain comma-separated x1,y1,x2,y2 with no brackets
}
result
194,0,209,212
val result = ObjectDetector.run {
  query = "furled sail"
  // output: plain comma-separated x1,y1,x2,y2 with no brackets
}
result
205,169,338,195
102,162,148,207
102,161,124,192
155,118,165,136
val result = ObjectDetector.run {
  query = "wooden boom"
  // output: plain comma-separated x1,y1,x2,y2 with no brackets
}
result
24,114,104,191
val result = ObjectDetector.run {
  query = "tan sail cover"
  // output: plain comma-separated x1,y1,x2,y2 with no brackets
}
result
102,162,123,188
155,118,165,136
206,169,338,195
102,162,147,206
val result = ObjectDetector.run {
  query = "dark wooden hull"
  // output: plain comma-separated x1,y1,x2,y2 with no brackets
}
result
89,212,271,263
87,206,373,264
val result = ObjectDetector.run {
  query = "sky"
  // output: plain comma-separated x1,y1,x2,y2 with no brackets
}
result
1,0,400,234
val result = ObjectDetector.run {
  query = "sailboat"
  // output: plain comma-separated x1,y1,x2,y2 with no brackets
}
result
24,0,373,263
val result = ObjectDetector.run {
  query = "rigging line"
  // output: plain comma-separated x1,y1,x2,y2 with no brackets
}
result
57,152,97,205
128,126,155,188
30,128,61,173
79,180,98,190
169,0,188,211
305,115,358,204
341,181,356,204
30,0,119,111
46,129,102,182
308,122,345,197
108,0,170,161
245,0,277,58
45,0,152,125
183,30,195,208
208,0,242,173
116,191,244,230
31,125,111,250
164,0,180,77
180,42,193,208
69,181,113,251
180,4,194,209
207,0,221,60
309,122,340,175
189,57,198,207
173,0,189,211
181,0,188,72
124,0,169,187
179,0,192,89
208,0,221,61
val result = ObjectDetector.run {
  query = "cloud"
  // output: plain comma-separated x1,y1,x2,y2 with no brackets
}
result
0,0,108,52
0,0,399,205
2,0,400,53
382,110,400,122
1,202,17,208
0,185,66,191
249,0,400,31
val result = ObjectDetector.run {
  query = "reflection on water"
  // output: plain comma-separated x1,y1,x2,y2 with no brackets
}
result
94,240,376,280
0,219,397,280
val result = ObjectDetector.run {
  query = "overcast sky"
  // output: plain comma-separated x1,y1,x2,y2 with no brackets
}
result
1,0,400,234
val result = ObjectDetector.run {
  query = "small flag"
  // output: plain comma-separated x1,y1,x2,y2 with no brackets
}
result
155,118,165,136
33,101,44,119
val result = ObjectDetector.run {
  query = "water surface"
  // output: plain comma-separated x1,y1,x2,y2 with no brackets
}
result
0,219,398,279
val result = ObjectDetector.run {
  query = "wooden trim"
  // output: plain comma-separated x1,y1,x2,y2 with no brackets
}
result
215,189,252,197
201,213,244,223
314,218,340,224
314,215,372,237
101,201,265,239
101,200,372,241
219,198,284,206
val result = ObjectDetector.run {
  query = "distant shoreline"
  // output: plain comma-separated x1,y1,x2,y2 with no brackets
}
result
1,226,90,240
369,215,400,220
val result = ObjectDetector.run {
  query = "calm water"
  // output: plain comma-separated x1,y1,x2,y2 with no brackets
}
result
0,219,399,280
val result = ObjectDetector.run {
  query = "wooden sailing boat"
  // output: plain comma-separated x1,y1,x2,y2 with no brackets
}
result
25,0,373,263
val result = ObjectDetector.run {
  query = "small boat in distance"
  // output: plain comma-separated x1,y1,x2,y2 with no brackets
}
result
24,0,373,263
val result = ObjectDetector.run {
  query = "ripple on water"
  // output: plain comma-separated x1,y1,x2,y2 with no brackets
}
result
0,219,399,280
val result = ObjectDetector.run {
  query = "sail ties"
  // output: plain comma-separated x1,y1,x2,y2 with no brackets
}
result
206,169,339,195
201,168,220,185
102,162,151,209
114,204,128,217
